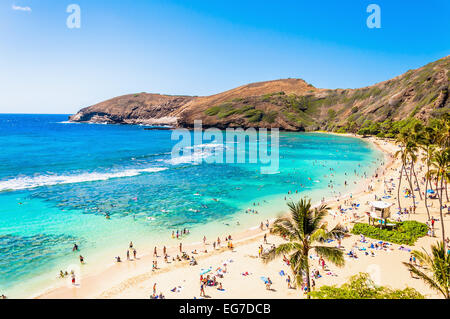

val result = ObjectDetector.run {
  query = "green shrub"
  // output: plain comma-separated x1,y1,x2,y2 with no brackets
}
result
205,106,221,116
327,109,336,119
236,105,255,114
262,111,278,123
310,273,424,299
245,109,264,122
351,221,428,245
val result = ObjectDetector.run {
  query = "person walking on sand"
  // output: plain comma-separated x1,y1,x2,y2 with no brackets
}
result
264,234,267,244
133,249,137,259
179,243,182,253
154,246,157,257
163,246,167,256
286,275,292,289
153,283,157,295
79,255,84,264
200,283,206,297
203,236,207,244
265,277,272,290
127,250,130,260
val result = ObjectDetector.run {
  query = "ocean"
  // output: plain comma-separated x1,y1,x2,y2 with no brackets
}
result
0,114,384,298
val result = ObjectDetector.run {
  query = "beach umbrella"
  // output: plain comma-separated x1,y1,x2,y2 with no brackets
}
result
200,268,211,275
260,276,269,284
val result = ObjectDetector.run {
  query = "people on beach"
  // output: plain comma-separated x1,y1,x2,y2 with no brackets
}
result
200,283,206,297
286,275,292,289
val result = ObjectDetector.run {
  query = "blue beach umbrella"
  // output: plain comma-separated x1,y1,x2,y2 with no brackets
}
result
200,268,211,275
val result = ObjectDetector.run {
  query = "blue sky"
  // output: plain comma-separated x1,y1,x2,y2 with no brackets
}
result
1,0,449,114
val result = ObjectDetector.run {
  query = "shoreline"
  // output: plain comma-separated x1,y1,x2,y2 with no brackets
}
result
33,133,390,299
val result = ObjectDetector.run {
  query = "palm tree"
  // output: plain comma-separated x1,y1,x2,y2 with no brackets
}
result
403,242,450,299
422,145,436,221
395,132,410,212
420,126,438,221
404,140,420,212
436,117,450,148
410,123,424,201
430,148,449,243
262,198,345,298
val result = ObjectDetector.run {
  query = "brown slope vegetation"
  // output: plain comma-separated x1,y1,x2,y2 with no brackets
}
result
69,55,450,131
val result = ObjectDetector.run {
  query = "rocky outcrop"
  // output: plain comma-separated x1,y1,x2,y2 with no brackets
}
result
69,93,195,125
70,56,450,130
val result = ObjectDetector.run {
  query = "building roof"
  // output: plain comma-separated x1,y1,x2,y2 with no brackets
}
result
369,201,393,209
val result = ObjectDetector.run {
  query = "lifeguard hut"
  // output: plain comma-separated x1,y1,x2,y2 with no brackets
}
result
368,201,393,228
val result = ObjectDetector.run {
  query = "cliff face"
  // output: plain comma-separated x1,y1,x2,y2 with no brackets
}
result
70,56,450,130
69,93,195,125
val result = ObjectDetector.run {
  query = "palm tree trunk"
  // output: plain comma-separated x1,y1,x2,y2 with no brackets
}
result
424,170,431,221
405,165,416,213
305,267,311,299
438,173,446,244
412,164,422,200
398,162,404,211
446,179,449,202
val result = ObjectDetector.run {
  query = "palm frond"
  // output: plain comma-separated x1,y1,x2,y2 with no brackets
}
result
403,262,447,298
313,246,345,267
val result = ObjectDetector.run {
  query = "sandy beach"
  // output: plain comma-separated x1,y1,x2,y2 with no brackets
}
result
35,135,448,299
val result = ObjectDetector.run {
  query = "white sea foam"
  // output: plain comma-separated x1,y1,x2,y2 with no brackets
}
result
57,121,79,124
165,151,211,165
0,167,168,192
184,143,227,150
166,143,227,165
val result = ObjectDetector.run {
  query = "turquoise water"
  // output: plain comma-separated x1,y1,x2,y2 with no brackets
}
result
0,114,383,298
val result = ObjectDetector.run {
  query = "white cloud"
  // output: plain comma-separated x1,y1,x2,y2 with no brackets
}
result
12,5,32,12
